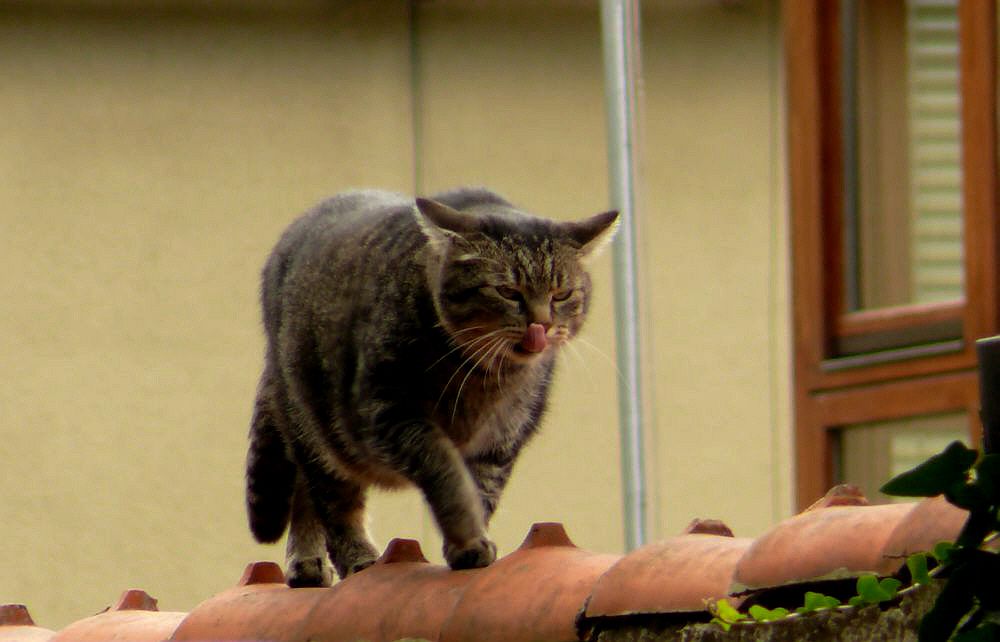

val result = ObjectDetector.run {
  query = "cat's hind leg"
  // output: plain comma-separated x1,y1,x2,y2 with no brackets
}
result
285,464,379,585
285,476,335,587
306,466,379,579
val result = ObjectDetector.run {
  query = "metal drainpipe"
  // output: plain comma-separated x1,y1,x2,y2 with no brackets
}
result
600,0,648,551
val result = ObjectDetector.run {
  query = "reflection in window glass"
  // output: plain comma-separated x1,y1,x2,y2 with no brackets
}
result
836,411,969,503
843,0,963,311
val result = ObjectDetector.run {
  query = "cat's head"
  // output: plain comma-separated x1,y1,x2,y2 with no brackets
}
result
415,195,618,367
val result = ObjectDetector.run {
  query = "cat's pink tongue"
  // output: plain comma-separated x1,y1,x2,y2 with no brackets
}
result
521,323,548,353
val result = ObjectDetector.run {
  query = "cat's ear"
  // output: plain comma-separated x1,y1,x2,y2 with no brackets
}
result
568,210,620,259
413,197,479,245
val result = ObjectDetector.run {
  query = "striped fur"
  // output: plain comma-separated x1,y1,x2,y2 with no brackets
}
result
244,187,617,586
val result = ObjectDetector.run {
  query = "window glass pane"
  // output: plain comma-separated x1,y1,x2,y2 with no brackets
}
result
843,0,964,312
835,411,969,503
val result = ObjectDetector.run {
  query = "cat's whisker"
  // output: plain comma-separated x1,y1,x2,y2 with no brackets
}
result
425,326,490,372
564,341,597,390
451,336,505,423
433,330,508,413
482,337,511,390
433,341,487,412
495,344,511,390
449,325,488,337
573,335,625,383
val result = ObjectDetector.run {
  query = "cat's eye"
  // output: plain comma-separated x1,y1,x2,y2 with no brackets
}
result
494,285,522,300
551,289,574,301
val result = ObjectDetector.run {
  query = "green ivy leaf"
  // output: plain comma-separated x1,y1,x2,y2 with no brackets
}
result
907,553,932,585
881,441,977,497
713,598,746,625
854,575,899,605
880,577,902,598
932,541,958,565
796,591,841,614
748,605,790,622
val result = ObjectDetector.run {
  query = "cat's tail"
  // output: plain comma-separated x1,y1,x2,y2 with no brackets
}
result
245,377,297,544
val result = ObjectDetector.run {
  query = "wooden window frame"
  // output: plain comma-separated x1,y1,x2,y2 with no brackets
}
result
784,0,1000,509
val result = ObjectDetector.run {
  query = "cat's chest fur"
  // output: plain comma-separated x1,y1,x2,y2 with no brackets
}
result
352,315,551,456
424,356,551,456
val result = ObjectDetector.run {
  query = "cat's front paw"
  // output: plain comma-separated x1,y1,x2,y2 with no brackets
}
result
334,554,377,579
444,536,497,570
286,556,334,588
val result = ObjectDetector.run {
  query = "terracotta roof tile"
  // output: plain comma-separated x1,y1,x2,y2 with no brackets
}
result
731,502,914,592
804,483,870,510
296,541,472,642
5,489,974,642
439,523,618,642
583,532,753,620
170,563,315,642
879,495,968,571
48,590,184,642
0,605,55,642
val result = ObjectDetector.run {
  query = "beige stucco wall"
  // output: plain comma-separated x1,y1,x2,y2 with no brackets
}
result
0,0,789,628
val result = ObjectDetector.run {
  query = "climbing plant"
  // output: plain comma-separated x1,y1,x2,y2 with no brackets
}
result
710,440,1000,640
881,440,1000,641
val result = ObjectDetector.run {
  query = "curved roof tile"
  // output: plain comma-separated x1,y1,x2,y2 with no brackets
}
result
584,533,753,619
731,502,915,592
295,539,475,642
169,562,320,642
49,590,184,642
439,522,619,642
878,495,968,573
0,605,55,642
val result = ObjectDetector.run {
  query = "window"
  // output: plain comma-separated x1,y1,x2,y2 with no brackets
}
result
783,0,999,508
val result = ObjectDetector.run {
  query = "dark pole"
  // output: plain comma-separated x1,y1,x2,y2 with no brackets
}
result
976,335,1000,454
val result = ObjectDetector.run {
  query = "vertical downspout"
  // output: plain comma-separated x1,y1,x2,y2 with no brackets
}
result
600,0,648,551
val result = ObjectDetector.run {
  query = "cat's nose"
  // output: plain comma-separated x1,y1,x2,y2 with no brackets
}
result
527,303,552,329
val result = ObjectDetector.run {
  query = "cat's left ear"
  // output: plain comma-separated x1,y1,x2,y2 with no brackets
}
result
568,210,620,259
413,197,479,246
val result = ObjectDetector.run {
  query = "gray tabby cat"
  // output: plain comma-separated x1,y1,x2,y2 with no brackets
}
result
244,187,617,587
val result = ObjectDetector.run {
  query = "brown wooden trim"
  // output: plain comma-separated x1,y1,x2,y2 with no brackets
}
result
793,388,832,511
785,0,830,510
817,0,845,342
794,370,979,511
785,0,827,373
816,347,975,390
836,300,964,338
959,0,1000,341
813,370,978,427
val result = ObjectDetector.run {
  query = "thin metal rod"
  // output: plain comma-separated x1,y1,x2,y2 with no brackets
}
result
600,0,647,551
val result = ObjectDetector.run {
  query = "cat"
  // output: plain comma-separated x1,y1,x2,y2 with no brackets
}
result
244,187,618,587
